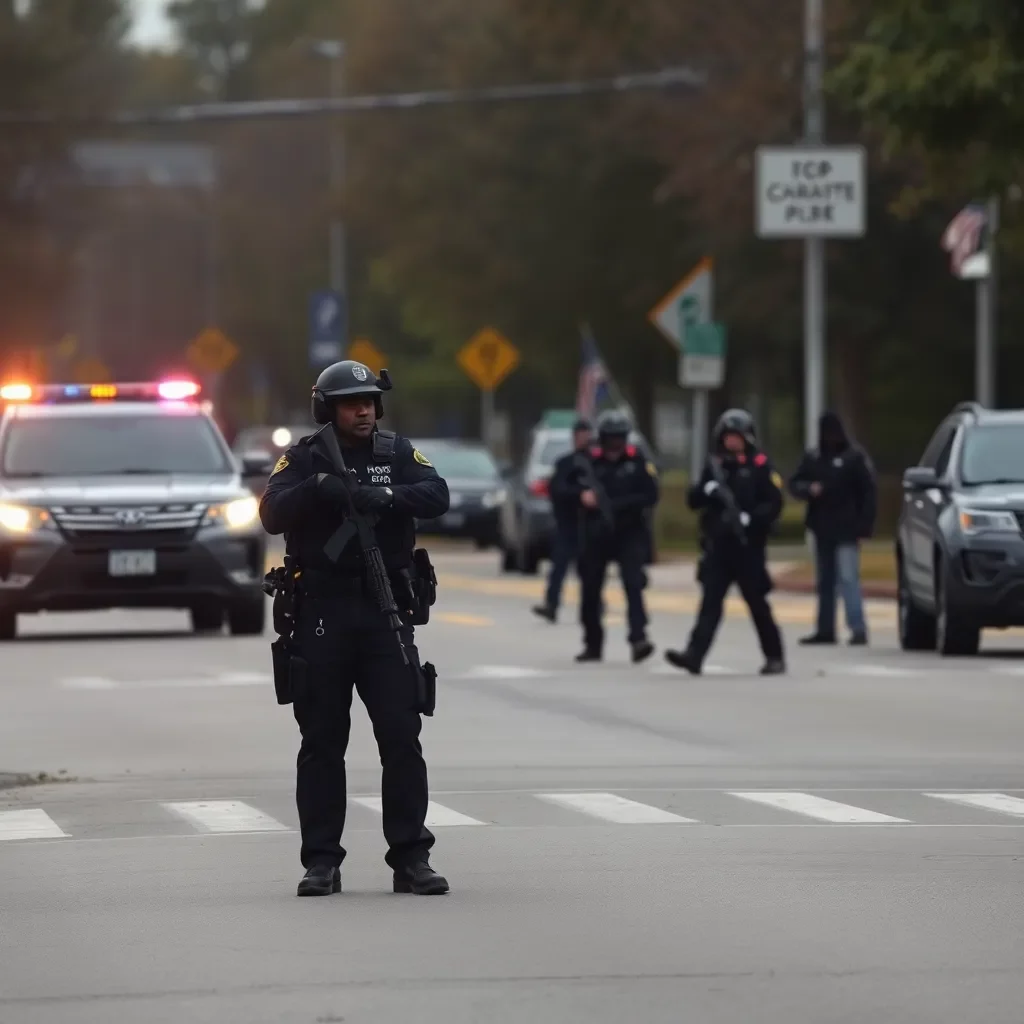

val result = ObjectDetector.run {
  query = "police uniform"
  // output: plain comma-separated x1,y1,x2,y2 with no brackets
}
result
259,360,450,897
576,411,659,662
666,409,785,675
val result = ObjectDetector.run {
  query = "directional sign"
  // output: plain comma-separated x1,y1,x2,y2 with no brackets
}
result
649,258,724,389
187,327,239,374
309,289,346,367
348,337,385,374
457,327,520,391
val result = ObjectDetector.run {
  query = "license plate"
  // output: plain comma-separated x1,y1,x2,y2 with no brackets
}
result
443,513,465,528
108,550,156,577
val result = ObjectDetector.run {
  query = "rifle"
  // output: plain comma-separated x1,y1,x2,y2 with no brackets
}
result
707,456,747,546
572,451,614,543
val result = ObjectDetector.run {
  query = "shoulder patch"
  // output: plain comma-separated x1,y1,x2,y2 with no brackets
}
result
271,455,289,476
770,470,783,489
412,448,432,467
646,461,658,477
754,452,768,466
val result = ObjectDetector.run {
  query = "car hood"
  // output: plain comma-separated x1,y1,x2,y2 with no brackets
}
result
0,474,245,505
956,483,1024,509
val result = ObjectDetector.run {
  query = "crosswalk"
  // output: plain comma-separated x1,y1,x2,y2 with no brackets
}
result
5,790,1024,844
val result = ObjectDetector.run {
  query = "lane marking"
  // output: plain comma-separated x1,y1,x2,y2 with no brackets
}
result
163,800,289,833
846,664,919,677
649,663,735,675
435,612,494,627
925,793,1024,818
729,791,909,823
59,673,271,690
0,809,69,841
460,665,549,679
351,796,486,827
538,792,697,824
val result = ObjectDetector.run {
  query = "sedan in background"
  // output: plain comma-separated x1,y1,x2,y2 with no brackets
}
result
412,439,506,548
232,424,313,497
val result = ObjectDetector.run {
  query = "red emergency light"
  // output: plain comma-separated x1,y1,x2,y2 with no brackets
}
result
1,380,202,405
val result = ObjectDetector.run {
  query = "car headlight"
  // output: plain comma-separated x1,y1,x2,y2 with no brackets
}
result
958,508,1019,534
482,488,507,509
204,496,259,530
0,502,52,534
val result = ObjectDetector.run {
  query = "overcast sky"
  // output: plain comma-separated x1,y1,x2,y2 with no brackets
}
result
127,0,174,49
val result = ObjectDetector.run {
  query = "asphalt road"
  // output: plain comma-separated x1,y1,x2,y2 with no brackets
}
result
3,548,1024,1023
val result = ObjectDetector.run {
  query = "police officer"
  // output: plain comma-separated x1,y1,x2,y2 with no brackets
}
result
576,410,658,663
259,360,451,897
665,409,786,675
532,417,593,623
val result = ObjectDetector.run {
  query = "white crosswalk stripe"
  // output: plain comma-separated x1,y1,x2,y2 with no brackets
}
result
162,801,290,833
351,797,486,827
729,792,909,823
538,792,697,824
925,792,1024,817
0,808,68,841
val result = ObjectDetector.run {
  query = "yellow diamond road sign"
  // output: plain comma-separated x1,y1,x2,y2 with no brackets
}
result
457,327,520,392
187,327,239,375
348,338,385,374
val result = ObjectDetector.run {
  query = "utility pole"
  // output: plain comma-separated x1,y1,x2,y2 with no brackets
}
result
803,0,826,448
976,195,999,406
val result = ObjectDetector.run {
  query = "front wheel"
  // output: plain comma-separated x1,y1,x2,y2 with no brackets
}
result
897,556,935,651
0,612,16,641
228,596,266,636
935,562,980,656
501,547,517,573
190,603,224,634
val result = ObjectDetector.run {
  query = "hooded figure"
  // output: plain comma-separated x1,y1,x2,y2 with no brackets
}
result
788,410,877,645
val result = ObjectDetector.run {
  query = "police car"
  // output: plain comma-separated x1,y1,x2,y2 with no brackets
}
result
0,379,271,640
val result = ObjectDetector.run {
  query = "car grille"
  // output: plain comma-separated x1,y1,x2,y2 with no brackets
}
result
51,503,206,541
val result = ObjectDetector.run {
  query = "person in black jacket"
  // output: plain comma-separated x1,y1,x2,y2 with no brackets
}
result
532,418,593,622
665,409,786,676
788,411,877,646
260,360,451,898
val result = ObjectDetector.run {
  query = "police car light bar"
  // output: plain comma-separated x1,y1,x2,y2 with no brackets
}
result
0,380,201,404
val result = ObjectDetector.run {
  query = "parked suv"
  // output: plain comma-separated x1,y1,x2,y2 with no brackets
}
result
897,401,1024,656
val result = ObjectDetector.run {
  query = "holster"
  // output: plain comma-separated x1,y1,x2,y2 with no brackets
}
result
270,638,309,706
403,548,437,626
416,661,437,717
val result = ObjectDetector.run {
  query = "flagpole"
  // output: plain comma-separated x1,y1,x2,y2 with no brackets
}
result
977,195,998,407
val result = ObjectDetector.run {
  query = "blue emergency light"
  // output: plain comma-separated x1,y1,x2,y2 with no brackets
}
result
0,380,201,404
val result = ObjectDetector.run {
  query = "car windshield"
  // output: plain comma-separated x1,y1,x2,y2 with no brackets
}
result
416,444,498,479
960,425,1024,485
1,414,231,477
535,437,572,468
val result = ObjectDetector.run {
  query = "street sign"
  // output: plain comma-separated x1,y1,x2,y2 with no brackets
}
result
649,257,713,353
348,337,385,374
72,357,111,383
679,322,726,389
187,327,239,374
755,145,866,237
457,327,520,391
309,290,346,367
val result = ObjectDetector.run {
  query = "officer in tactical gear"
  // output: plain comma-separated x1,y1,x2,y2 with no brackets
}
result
575,409,658,663
665,408,786,676
259,360,451,897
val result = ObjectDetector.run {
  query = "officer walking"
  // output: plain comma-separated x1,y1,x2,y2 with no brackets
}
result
532,417,593,623
259,360,451,897
789,411,877,646
665,409,786,676
576,410,658,663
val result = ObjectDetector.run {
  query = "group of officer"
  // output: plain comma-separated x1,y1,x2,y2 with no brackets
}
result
534,406,792,674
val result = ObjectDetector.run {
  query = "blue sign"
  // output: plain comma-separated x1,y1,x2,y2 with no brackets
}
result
308,290,346,367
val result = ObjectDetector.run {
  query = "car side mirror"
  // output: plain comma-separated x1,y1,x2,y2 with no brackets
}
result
240,450,274,477
903,466,939,491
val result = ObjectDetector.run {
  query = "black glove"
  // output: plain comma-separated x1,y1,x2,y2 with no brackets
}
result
351,485,394,513
316,473,350,509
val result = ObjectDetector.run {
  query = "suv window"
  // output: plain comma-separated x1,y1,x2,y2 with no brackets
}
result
934,430,958,477
920,423,955,469
960,424,1024,485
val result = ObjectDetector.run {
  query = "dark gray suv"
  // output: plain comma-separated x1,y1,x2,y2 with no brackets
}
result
898,402,1024,656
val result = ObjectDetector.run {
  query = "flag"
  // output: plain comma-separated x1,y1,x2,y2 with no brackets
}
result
576,328,611,420
942,203,987,276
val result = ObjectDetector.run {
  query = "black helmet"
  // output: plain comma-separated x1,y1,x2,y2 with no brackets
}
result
714,408,756,447
311,361,393,424
596,409,630,439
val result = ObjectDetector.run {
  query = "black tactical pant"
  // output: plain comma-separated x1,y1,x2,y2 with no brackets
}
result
291,587,433,871
579,530,649,654
686,544,783,665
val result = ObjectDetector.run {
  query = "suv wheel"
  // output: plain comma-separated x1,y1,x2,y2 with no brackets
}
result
228,596,266,636
935,562,980,656
0,612,16,641
897,554,935,651
519,545,540,575
501,547,517,573
190,603,224,634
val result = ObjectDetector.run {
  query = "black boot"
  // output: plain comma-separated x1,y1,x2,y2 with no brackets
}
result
798,633,835,645
532,604,556,623
760,658,786,675
631,639,655,664
848,632,868,646
664,648,701,675
393,859,450,895
297,864,341,897
575,649,601,663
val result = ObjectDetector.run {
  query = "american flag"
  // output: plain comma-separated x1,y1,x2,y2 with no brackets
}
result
942,203,987,275
576,329,611,420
